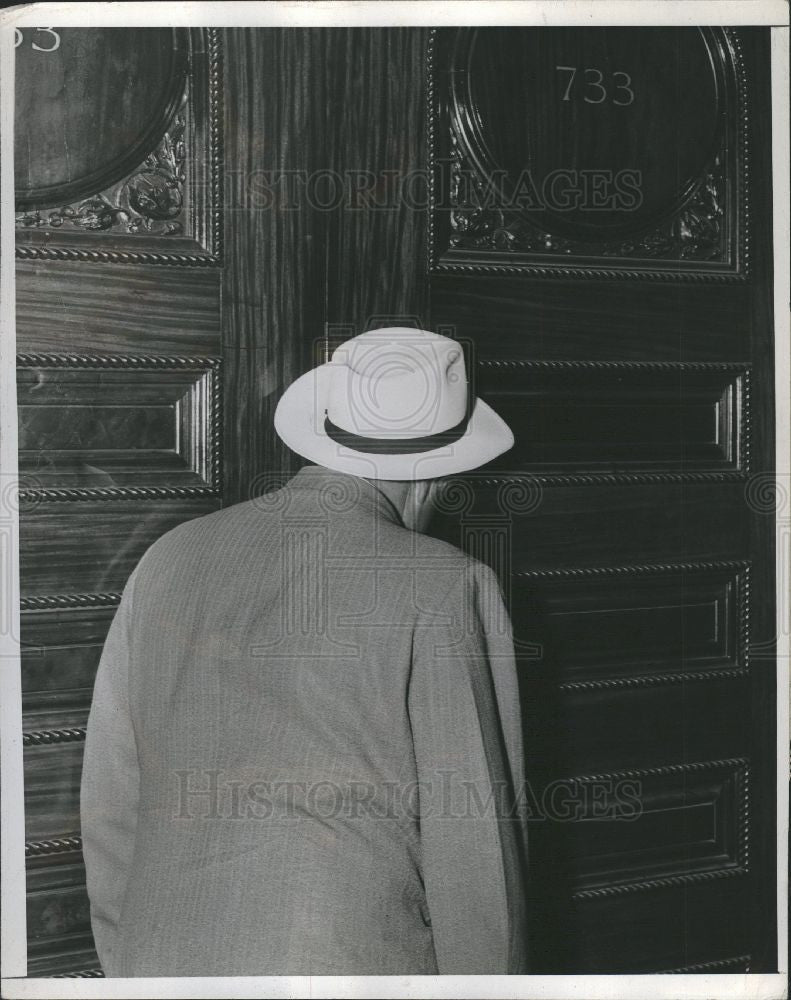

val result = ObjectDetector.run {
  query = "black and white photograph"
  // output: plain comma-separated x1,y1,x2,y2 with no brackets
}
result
0,2,788,997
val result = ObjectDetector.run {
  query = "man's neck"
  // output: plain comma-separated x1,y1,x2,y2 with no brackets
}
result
366,479,411,519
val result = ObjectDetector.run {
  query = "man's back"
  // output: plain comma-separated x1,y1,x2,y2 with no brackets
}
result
81,466,527,976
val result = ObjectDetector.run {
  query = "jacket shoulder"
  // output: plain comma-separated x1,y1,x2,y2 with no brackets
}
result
130,500,261,577
393,528,502,612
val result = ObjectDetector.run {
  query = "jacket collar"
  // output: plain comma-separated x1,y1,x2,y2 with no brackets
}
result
286,464,406,528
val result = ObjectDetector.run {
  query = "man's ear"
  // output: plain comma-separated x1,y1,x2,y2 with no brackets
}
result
411,479,432,507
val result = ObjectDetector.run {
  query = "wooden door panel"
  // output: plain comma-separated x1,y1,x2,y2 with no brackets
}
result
18,360,220,492
15,29,188,209
428,24,775,973
23,744,84,844
16,27,224,976
564,758,748,887
542,684,750,772
431,26,746,280
565,879,751,972
16,27,221,265
16,25,333,976
512,564,747,685
15,264,222,356
437,483,751,568
475,363,747,475
431,276,752,362
25,855,96,978
21,606,116,698
19,501,218,596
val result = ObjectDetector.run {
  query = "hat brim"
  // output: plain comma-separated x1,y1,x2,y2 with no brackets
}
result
274,363,514,481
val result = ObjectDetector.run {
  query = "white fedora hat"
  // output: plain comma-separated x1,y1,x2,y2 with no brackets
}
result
274,327,514,480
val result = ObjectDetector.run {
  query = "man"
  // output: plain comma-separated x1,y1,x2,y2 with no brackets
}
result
81,326,528,976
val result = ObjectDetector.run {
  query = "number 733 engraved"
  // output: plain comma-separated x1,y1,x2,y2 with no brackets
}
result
556,65,634,106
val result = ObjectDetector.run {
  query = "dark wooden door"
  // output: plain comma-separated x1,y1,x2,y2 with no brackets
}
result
424,26,777,974
16,25,777,978
15,26,224,977
15,27,319,976
319,25,777,974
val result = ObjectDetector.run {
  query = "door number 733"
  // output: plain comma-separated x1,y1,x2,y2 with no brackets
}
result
555,65,635,106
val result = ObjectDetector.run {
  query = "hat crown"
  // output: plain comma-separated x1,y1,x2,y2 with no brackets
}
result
327,327,467,439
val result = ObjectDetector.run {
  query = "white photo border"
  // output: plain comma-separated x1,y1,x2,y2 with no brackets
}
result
0,4,787,999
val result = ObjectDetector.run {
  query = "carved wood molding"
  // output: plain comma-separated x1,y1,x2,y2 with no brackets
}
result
15,246,218,268
17,104,188,238
472,472,747,487
21,486,220,503
17,353,222,502
16,30,189,210
479,359,751,371
568,756,750,900
429,28,749,281
16,28,223,268
17,353,221,369
26,835,82,858
514,558,751,579
573,866,747,901
567,754,748,785
53,970,104,979
483,472,750,486
23,727,87,747
557,665,747,693
662,953,751,974
20,593,122,612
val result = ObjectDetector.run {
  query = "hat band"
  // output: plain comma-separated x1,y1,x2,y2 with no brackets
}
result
324,412,468,454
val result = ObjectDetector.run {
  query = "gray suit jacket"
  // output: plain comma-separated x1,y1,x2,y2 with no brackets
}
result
81,465,529,976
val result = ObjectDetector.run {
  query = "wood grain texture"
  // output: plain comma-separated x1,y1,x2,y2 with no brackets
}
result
324,29,430,334
15,28,186,207
17,363,218,490
431,274,751,361
221,29,326,502
27,858,91,948
433,482,750,573
26,854,98,976
21,607,116,698
15,26,222,981
24,743,83,842
16,262,221,356
19,500,218,596
221,29,429,504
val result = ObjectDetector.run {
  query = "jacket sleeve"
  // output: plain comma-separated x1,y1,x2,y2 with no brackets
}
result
408,560,528,974
80,567,141,973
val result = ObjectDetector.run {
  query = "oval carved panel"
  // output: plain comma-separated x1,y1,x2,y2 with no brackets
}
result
434,26,747,278
450,27,730,240
15,28,188,208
